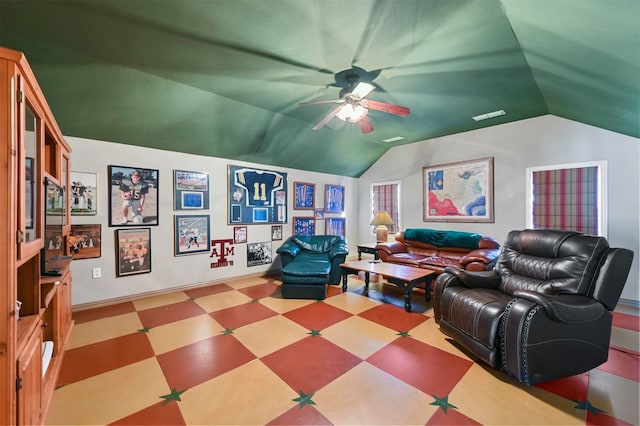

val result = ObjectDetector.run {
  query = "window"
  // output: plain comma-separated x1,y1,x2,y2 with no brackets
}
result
526,161,607,237
371,181,401,236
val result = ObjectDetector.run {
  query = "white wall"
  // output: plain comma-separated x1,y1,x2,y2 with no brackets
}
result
358,115,639,304
69,115,639,307
68,137,357,306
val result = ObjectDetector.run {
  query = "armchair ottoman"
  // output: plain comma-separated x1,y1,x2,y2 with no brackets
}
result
280,261,332,299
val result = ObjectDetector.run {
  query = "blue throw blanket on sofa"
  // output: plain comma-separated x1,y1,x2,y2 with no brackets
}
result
404,228,482,249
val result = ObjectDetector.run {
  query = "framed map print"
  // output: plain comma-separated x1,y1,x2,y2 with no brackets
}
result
228,165,287,225
423,157,494,222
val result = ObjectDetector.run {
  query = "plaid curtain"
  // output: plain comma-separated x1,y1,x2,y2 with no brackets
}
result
372,183,399,235
532,166,598,235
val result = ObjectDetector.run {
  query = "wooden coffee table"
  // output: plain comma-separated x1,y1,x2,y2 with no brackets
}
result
340,260,437,312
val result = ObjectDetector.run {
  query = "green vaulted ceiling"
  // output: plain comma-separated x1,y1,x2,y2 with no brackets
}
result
1,0,638,177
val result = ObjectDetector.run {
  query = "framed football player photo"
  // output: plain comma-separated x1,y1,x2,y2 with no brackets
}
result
108,165,159,227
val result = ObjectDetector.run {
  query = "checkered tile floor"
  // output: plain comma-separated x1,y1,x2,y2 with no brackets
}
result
46,274,640,425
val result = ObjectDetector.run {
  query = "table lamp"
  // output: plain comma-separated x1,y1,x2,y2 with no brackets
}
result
370,210,394,242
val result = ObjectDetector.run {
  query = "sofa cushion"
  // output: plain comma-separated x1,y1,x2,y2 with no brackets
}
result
419,256,461,269
282,261,331,277
385,253,425,266
295,252,331,263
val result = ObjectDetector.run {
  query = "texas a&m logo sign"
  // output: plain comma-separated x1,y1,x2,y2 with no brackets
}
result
210,239,234,268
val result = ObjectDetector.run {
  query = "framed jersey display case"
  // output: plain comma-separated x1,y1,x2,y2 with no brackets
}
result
228,164,287,225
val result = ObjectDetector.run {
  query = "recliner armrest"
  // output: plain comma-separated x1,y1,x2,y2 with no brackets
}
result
444,266,501,289
513,290,606,323
276,241,301,258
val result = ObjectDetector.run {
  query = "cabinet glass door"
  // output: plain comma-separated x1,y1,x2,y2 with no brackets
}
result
23,103,39,244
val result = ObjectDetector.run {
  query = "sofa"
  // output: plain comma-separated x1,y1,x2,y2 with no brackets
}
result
276,235,348,299
375,228,500,274
433,229,634,385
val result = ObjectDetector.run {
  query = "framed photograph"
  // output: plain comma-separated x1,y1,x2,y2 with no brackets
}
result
271,225,283,241
293,217,315,236
25,157,34,229
294,181,315,209
324,184,345,213
109,165,159,226
175,215,210,256
247,242,272,267
325,217,346,237
314,209,324,220
115,228,151,277
423,157,494,222
228,164,287,225
70,171,98,215
234,226,247,244
69,224,101,260
174,170,209,210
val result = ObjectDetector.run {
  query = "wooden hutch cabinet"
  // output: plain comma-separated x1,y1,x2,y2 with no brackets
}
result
1,46,73,425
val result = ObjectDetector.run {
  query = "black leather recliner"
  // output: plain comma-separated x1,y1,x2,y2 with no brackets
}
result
433,229,634,385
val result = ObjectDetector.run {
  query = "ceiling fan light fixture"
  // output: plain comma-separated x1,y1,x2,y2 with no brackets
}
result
337,104,368,123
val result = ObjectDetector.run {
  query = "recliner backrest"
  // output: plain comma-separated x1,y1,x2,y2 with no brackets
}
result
495,229,610,297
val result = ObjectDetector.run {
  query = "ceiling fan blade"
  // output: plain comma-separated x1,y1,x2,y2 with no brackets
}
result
351,82,376,99
299,99,344,106
358,116,374,134
361,99,410,116
312,105,345,130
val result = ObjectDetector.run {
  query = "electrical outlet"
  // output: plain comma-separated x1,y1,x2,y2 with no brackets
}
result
92,267,102,279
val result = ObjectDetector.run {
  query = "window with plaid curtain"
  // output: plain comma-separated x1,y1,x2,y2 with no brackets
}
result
528,162,606,236
371,181,401,235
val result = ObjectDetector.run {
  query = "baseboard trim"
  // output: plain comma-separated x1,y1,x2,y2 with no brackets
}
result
72,271,281,312
618,298,640,310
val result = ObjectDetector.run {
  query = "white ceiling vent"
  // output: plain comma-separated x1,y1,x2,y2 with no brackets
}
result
382,136,405,143
472,110,506,121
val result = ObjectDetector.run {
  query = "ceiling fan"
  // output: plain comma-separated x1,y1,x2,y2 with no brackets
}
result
299,71,410,134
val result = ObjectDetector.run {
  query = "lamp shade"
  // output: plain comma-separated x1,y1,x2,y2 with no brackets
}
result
370,211,394,226
371,211,394,243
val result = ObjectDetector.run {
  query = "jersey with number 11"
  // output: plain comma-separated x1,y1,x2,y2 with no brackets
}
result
234,169,283,207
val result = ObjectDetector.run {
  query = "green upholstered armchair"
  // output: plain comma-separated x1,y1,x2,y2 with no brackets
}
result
276,235,348,285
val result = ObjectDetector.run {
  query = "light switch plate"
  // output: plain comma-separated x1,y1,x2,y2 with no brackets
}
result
92,267,101,279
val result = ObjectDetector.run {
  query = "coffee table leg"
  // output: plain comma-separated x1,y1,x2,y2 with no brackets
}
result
364,272,370,288
424,277,433,302
404,283,412,312
342,270,348,292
